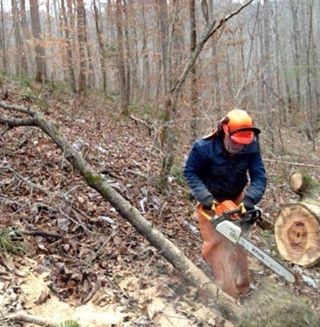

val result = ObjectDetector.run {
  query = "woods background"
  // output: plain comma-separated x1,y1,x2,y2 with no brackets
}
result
1,1,320,325
1,0,320,151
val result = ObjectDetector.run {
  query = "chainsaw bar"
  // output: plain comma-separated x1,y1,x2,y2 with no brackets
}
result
216,220,296,283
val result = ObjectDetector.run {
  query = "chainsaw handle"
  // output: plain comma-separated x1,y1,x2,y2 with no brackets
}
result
211,208,241,228
239,207,262,228
211,207,262,228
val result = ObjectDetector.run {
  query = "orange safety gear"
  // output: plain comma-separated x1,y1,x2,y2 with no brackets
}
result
197,194,250,297
221,109,260,144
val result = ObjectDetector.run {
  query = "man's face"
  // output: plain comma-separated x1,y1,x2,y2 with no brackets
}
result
223,134,245,154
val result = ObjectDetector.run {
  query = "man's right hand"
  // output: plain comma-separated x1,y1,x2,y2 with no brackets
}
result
202,197,217,212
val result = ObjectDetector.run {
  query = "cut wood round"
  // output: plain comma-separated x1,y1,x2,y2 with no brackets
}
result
274,202,320,266
275,172,320,266
289,171,320,198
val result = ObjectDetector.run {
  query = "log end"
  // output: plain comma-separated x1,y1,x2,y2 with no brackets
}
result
274,204,320,266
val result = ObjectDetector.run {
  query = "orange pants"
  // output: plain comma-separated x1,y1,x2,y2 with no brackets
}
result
197,196,249,297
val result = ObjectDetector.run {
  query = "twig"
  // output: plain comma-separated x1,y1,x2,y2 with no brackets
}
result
264,158,320,169
5,311,58,327
87,229,118,264
0,101,34,115
82,276,102,304
2,163,53,196
21,229,61,239
58,204,93,235
129,114,154,135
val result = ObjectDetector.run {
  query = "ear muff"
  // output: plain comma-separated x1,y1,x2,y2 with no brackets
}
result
217,116,229,137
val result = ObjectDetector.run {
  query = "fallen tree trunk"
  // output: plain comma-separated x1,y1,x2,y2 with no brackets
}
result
0,101,239,322
274,172,320,266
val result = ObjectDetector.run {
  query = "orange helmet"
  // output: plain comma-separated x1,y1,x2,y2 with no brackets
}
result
222,109,260,144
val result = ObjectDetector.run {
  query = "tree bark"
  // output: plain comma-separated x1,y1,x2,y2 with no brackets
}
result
93,0,108,94
61,0,76,92
274,172,320,267
116,0,129,115
76,0,87,93
29,0,48,83
11,0,28,75
0,0,8,73
189,0,198,141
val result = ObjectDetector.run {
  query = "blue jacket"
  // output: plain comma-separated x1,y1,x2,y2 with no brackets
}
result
183,135,267,204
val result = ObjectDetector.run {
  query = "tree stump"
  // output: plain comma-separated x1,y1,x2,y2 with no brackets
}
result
274,172,320,266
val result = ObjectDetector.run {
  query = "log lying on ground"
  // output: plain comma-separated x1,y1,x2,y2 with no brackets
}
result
0,101,239,322
274,172,320,266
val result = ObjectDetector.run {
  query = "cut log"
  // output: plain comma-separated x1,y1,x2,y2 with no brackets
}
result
274,172,320,266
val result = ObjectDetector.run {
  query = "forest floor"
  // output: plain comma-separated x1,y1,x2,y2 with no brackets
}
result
0,78,320,327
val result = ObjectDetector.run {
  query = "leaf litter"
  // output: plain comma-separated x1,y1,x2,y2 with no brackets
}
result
0,81,319,326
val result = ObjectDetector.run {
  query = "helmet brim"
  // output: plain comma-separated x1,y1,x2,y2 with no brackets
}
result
230,127,261,144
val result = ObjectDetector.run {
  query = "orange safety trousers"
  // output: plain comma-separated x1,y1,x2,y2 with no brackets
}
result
196,195,249,297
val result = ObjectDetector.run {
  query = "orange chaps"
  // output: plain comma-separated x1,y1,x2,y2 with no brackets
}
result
197,200,249,297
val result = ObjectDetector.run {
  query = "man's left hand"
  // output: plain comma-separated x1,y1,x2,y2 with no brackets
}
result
239,196,255,214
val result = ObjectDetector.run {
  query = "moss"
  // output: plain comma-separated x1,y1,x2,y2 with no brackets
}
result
0,228,25,255
237,282,320,327
84,171,103,185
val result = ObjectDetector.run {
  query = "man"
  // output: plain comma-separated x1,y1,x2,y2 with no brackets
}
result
183,109,267,296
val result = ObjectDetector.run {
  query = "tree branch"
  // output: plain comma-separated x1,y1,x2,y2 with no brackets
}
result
171,0,254,95
5,311,58,327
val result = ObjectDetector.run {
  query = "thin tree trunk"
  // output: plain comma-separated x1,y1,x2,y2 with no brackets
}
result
123,0,131,103
29,0,48,83
141,0,150,100
306,1,316,150
61,0,76,92
208,0,221,115
93,0,107,93
46,0,56,83
116,0,129,115
0,0,8,73
289,0,301,110
76,0,87,93
83,7,95,89
274,0,284,151
11,0,28,75
190,0,198,141
157,0,170,94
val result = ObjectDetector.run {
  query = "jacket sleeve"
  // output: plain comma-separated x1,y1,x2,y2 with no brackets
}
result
183,142,213,204
245,152,267,204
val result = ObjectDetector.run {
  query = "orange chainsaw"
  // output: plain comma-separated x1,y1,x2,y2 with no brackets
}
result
203,200,296,283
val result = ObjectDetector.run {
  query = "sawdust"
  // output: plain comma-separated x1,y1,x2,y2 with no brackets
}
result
18,271,124,327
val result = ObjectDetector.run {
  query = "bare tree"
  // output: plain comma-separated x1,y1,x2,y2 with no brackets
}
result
93,0,108,93
190,0,198,141
11,0,28,75
76,0,87,92
289,0,302,110
0,0,8,73
29,0,48,83
61,0,76,91
116,0,129,115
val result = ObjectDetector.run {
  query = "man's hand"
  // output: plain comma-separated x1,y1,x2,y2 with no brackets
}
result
239,196,255,214
202,197,217,212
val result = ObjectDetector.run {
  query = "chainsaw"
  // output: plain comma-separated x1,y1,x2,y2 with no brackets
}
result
203,201,296,283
